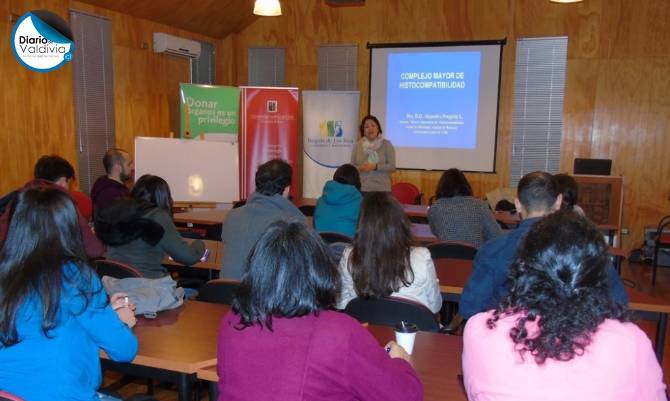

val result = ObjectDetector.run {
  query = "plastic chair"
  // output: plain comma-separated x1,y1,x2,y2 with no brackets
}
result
196,279,241,305
95,259,143,279
391,183,423,205
0,390,25,401
426,241,478,260
344,296,440,332
652,215,670,285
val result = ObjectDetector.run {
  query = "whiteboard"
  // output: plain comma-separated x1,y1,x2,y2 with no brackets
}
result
135,137,239,203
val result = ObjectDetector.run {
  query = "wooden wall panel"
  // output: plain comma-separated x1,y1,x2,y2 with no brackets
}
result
226,0,670,252
1,0,227,196
1,0,77,192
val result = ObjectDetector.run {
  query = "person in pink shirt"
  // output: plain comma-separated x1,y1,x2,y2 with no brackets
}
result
463,211,666,401
217,220,423,401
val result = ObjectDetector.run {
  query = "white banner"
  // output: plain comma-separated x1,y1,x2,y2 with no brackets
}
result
302,91,360,198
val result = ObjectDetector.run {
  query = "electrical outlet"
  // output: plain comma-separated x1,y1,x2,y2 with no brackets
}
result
621,228,629,235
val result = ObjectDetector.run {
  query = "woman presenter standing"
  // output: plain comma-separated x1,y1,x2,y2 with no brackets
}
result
351,115,396,193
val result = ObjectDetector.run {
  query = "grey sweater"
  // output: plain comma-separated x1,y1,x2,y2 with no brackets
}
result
221,192,306,279
351,139,396,192
106,208,205,278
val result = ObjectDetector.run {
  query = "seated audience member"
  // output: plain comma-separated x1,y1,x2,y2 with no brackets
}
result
427,168,502,248
337,192,441,313
554,173,585,216
463,211,666,401
314,163,362,238
0,187,137,401
218,220,423,401
95,174,205,278
91,148,133,211
459,171,628,319
221,159,305,279
0,155,104,258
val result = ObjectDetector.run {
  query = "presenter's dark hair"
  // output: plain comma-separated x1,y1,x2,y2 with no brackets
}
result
233,220,340,330
359,115,383,137
348,192,414,298
517,171,559,213
0,187,94,346
34,155,75,182
488,210,627,364
255,159,292,196
435,168,473,199
333,164,361,191
103,148,129,174
131,175,174,214
554,173,579,211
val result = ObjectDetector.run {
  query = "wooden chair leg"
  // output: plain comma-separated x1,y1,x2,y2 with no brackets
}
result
653,246,659,286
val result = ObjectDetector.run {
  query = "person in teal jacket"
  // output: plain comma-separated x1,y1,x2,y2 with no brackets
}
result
0,187,138,401
314,164,362,238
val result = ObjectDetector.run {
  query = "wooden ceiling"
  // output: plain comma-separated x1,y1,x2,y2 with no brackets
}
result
76,0,260,38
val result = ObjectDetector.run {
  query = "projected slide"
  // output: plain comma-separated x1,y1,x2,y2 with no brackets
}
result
386,52,480,149
369,41,504,172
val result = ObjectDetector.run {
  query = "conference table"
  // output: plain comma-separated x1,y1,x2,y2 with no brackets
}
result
434,258,670,362
102,301,467,401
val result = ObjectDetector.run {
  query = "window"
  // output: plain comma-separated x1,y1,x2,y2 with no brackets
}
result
248,47,285,86
70,10,115,194
510,37,568,186
318,44,357,90
192,41,216,85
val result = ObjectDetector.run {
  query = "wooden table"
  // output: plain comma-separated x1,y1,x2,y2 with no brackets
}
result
435,260,670,362
173,209,228,226
195,310,466,401
106,301,466,401
162,239,223,280
411,223,436,243
102,301,226,401
162,239,223,271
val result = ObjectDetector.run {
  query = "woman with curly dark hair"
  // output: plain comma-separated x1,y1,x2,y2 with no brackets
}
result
462,211,665,401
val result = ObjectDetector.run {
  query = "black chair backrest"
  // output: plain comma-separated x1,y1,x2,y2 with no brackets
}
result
344,296,440,332
196,279,241,305
298,205,315,217
426,241,478,260
232,199,247,209
95,259,143,279
319,232,353,244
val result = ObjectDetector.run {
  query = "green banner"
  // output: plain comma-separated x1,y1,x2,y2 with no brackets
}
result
179,84,240,139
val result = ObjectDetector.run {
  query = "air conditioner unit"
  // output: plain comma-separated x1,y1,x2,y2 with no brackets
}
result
153,32,201,59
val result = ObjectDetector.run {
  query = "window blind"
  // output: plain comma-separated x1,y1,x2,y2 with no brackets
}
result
248,47,285,86
70,10,115,194
510,37,568,186
318,44,358,90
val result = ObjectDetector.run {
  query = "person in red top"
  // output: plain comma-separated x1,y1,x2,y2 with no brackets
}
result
0,155,104,258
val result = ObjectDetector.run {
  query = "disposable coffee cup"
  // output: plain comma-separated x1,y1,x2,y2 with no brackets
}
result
394,321,418,355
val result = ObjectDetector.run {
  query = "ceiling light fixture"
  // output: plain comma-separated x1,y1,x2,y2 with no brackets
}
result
254,0,282,16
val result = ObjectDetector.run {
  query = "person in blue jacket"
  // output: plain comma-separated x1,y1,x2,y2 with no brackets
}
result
0,187,138,401
459,171,628,320
314,164,363,238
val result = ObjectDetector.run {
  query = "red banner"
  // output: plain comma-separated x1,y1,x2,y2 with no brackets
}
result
240,87,300,199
